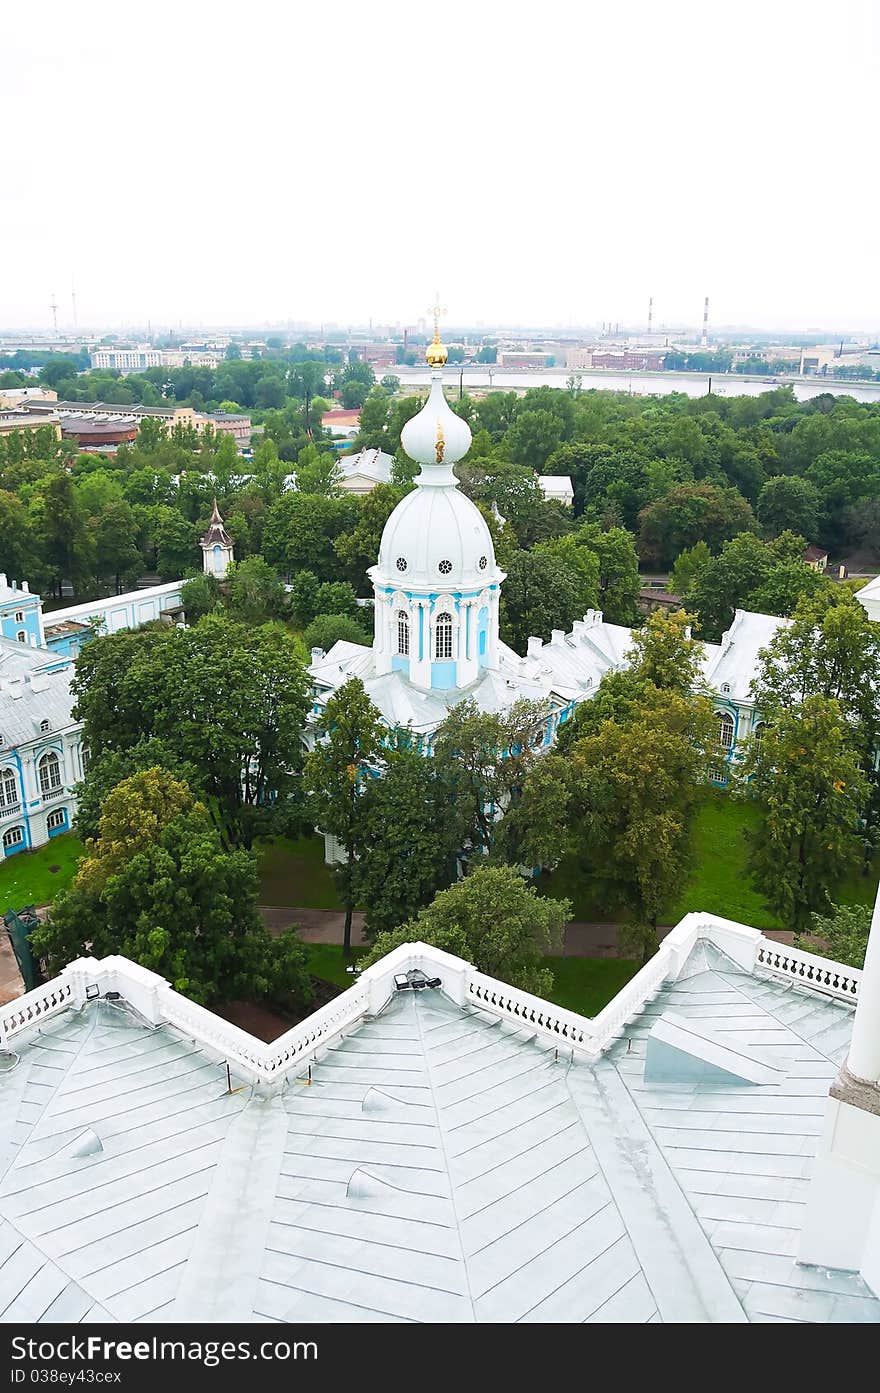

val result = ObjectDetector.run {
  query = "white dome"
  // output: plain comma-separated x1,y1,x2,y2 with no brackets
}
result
400,371,472,483
375,485,501,591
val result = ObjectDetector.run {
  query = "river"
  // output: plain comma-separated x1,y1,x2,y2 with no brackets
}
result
392,365,880,404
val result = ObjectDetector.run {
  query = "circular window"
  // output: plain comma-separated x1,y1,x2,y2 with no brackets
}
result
478,555,487,570
395,557,407,572
438,559,453,575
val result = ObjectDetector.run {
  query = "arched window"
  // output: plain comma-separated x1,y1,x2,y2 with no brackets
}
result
435,612,453,661
0,768,18,810
40,720,50,733
38,752,62,796
715,712,735,751
81,745,91,774
753,722,766,746
396,610,409,656
3,826,24,850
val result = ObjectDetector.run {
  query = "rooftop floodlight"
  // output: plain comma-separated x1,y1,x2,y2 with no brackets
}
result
85,983,100,1000
393,973,411,991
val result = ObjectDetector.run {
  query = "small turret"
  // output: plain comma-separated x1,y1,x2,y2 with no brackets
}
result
199,498,234,578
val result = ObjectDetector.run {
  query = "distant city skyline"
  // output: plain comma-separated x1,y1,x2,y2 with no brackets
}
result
3,0,878,333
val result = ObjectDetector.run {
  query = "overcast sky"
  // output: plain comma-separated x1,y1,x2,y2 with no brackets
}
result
4,0,878,334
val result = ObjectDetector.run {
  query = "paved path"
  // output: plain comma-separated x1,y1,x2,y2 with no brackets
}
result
258,908,795,957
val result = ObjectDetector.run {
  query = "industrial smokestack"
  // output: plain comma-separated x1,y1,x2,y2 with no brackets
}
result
648,297,653,336
701,296,709,349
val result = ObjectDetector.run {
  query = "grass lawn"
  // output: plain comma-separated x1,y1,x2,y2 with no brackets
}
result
0,834,84,910
303,943,367,988
540,790,880,932
257,835,344,909
544,957,639,1016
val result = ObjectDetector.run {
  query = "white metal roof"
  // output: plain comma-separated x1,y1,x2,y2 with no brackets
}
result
0,937,877,1323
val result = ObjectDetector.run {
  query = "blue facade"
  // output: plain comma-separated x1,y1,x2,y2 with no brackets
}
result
431,661,457,690
0,592,41,647
44,629,91,661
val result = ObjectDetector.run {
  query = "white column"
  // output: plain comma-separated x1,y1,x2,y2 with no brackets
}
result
848,887,880,1084
411,599,431,690
373,594,390,675
797,882,880,1290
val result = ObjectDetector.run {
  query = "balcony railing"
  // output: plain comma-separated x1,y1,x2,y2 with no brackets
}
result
0,919,863,1087
40,786,65,803
0,802,22,819
755,939,861,1003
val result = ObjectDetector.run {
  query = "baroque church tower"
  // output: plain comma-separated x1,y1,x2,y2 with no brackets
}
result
369,304,505,691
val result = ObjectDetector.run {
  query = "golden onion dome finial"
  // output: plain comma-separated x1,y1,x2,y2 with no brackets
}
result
426,290,448,367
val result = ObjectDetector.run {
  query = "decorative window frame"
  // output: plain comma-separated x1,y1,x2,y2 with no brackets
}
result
715,711,735,751
38,750,63,795
0,767,19,810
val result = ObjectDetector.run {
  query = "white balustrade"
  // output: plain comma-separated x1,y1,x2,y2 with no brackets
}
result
0,916,860,1081
755,938,861,1002
0,978,74,1045
467,971,593,1050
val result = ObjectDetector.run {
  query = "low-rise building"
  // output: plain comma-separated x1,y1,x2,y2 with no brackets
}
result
206,411,251,446
322,408,361,441
0,638,85,857
89,345,164,372
537,475,574,506
0,579,187,857
0,412,61,441
336,448,395,494
497,351,555,369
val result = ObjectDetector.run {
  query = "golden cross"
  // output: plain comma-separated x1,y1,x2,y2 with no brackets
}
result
428,292,446,341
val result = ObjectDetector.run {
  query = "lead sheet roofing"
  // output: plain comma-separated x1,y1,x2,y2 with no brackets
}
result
0,943,878,1324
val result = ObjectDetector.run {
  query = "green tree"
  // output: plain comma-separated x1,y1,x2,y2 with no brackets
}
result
303,614,370,652
757,475,820,540
573,523,640,624
505,409,565,470
315,580,358,618
359,866,569,998
750,588,880,856
262,492,358,580
687,531,777,639
180,572,221,623
71,614,311,847
799,903,872,970
333,484,409,591
294,443,341,495
0,490,43,588
304,679,385,953
155,509,199,580
637,482,756,567
433,698,551,862
94,501,142,592
492,754,573,872
225,555,288,625
40,471,93,597
356,390,391,448
568,696,713,958
742,696,869,931
350,739,464,937
626,607,705,693
500,546,599,650
32,767,311,1009
668,540,711,597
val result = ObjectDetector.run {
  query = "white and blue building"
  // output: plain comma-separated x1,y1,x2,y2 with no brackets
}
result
0,578,186,858
306,334,880,860
0,638,86,859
